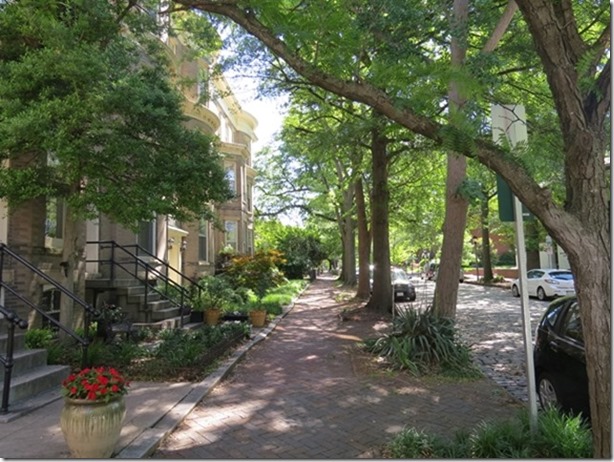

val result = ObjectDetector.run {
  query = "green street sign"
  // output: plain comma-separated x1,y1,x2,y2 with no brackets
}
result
497,175,514,222
497,175,534,222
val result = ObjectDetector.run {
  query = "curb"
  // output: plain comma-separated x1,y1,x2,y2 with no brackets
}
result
115,286,303,459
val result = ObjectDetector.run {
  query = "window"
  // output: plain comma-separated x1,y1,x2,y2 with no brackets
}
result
137,220,156,253
225,166,236,195
247,182,253,211
224,221,237,251
243,222,247,253
45,197,64,239
197,68,209,103
247,228,253,255
198,218,208,261
562,301,583,343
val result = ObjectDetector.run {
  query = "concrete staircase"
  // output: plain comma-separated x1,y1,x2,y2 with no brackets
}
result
0,330,69,422
86,278,188,329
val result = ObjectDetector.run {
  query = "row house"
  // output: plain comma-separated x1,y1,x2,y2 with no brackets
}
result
0,28,258,327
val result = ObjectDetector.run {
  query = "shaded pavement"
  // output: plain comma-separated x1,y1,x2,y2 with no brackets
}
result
152,275,522,459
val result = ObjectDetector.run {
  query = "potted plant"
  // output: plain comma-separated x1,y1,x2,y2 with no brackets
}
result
60,366,130,458
194,276,236,326
224,251,286,326
246,299,267,327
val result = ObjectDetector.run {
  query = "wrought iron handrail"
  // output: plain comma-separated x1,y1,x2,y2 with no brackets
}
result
122,243,200,287
0,306,27,414
0,243,98,414
118,242,203,302
86,241,201,326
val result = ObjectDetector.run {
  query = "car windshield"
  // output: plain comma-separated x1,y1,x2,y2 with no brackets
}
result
549,271,573,280
391,269,408,280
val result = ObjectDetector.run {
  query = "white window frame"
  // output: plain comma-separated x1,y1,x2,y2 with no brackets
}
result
198,218,208,262
224,220,238,251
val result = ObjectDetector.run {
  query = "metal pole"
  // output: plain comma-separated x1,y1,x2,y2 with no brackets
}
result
514,196,538,432
492,103,538,432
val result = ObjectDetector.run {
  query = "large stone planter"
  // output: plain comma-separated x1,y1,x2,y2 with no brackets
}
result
60,396,126,458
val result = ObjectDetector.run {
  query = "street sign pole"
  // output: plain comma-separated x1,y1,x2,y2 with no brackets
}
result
492,104,538,432
513,194,538,431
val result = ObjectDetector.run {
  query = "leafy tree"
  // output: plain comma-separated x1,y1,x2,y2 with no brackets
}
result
255,89,370,288
0,0,231,328
276,227,327,279
172,1,610,455
255,219,327,279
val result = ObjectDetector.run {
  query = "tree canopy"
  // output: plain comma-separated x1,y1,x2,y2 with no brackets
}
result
0,0,232,227
171,0,610,456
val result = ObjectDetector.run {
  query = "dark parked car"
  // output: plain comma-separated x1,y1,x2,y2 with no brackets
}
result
534,296,589,418
391,268,416,302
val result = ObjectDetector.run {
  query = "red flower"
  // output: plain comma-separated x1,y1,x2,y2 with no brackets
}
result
61,366,129,402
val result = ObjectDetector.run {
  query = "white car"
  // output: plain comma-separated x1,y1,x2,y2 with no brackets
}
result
511,268,575,301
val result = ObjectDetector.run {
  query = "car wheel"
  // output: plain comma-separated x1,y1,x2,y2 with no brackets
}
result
537,287,547,301
511,284,520,297
408,294,416,302
537,373,561,410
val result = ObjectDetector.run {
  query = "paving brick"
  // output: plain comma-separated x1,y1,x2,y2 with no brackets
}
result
153,276,523,459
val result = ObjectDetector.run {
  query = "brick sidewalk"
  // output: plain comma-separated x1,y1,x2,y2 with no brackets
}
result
152,275,521,459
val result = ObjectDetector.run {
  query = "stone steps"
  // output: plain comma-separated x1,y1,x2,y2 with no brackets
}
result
0,331,70,422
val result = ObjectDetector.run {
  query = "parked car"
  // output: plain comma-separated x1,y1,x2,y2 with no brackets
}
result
391,267,416,302
511,268,575,301
363,266,416,302
534,295,589,419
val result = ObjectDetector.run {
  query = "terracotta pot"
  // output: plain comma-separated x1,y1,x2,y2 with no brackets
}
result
205,308,221,326
60,396,126,458
249,310,267,327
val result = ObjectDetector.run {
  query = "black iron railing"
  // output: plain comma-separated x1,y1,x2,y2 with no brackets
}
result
86,241,202,326
0,306,27,414
0,243,99,414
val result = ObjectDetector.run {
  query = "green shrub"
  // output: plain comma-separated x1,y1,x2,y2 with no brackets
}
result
192,275,243,312
532,407,592,458
25,328,56,349
43,320,250,382
261,279,307,306
388,427,440,458
469,418,531,458
387,408,593,458
364,308,481,377
223,250,287,301
152,323,249,368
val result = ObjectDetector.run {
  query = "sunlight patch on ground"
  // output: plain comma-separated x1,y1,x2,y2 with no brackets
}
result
332,333,362,341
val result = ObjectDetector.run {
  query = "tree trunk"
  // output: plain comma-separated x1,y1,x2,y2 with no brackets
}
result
59,198,87,334
524,220,542,270
355,176,371,299
564,234,610,458
365,119,391,313
432,0,468,318
480,195,494,282
337,181,356,286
